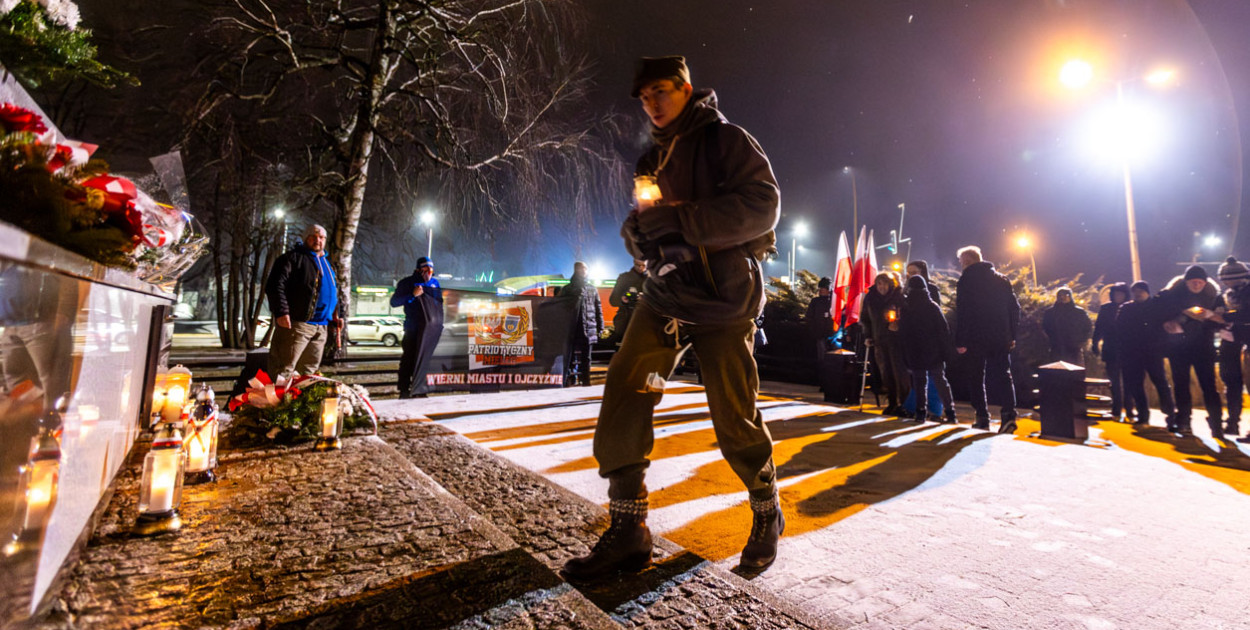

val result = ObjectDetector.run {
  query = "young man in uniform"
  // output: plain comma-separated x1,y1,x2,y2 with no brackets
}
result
562,56,782,579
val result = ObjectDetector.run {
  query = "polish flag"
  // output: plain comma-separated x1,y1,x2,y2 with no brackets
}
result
830,231,853,330
844,227,878,326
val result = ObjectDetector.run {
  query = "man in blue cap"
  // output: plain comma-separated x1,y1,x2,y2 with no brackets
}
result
391,256,444,398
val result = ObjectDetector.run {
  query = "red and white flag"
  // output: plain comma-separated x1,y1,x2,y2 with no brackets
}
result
830,230,853,330
844,227,878,326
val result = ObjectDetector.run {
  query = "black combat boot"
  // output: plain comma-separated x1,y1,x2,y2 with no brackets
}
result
972,416,990,430
739,492,785,570
562,498,652,581
944,407,958,424
997,411,1018,435
1224,419,1240,436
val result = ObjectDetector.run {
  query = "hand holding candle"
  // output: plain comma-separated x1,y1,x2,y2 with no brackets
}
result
633,175,661,211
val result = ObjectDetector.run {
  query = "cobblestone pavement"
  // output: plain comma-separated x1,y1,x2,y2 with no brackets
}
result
39,435,619,629
379,381,1250,630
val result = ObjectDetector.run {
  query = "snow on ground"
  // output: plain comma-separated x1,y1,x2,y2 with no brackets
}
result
375,383,1250,629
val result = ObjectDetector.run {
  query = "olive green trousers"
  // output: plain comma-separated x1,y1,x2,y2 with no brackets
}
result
595,301,777,502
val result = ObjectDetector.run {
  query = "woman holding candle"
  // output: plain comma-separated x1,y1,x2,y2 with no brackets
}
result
861,272,909,417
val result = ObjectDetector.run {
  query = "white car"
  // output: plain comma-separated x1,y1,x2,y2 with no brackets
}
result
347,316,403,346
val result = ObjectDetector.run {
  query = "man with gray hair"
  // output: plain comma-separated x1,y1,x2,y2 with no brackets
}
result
954,245,1021,433
265,224,343,380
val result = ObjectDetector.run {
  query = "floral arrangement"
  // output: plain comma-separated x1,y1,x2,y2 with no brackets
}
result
227,371,378,445
0,102,206,276
0,0,133,88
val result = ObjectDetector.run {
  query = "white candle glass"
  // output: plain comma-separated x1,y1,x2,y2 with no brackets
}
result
162,385,185,424
139,430,185,516
184,419,218,474
321,397,340,439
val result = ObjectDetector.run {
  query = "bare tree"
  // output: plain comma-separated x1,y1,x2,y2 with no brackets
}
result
195,0,626,321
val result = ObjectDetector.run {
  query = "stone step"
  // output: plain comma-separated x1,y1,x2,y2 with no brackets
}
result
40,433,621,630
380,419,834,629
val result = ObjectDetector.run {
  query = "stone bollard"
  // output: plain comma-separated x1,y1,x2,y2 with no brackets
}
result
1038,361,1087,441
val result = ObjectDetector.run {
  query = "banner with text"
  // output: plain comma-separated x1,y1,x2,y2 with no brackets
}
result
421,289,576,393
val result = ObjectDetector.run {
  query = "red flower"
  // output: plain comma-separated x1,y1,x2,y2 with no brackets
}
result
0,104,48,135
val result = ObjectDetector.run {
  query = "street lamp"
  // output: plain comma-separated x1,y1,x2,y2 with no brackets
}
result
1015,234,1039,286
842,166,858,232
1062,59,1177,283
272,207,289,250
419,210,435,258
790,221,809,284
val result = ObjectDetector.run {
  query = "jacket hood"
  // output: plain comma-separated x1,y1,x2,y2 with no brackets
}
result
1162,274,1221,296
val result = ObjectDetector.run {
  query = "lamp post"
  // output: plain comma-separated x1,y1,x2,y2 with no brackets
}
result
419,210,435,258
1060,59,1176,283
273,207,288,250
790,221,809,285
1015,234,1039,286
843,166,858,232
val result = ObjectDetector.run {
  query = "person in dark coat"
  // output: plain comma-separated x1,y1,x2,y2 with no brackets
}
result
861,272,909,416
390,256,444,398
806,276,835,366
1041,287,1092,365
265,224,344,380
558,262,604,387
906,260,942,305
900,275,957,423
1091,283,1133,421
1156,265,1223,435
609,259,647,347
1214,257,1250,437
1116,281,1176,427
566,56,784,581
954,245,1021,433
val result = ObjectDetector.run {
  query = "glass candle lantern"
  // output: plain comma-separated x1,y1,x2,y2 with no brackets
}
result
161,365,192,424
134,424,185,536
633,175,662,211
184,386,219,484
314,396,342,451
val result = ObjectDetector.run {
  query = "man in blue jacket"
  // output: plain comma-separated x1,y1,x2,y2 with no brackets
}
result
391,256,444,398
265,224,342,380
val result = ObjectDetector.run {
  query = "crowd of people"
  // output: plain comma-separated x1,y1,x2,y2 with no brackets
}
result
805,248,1250,444
262,53,1250,584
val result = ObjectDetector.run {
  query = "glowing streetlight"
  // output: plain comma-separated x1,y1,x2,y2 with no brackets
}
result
789,221,809,284
1015,233,1039,286
1059,59,1094,89
272,207,289,249
1060,59,1178,283
419,210,436,258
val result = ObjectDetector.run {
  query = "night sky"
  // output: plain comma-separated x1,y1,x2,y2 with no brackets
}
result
573,0,1250,288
